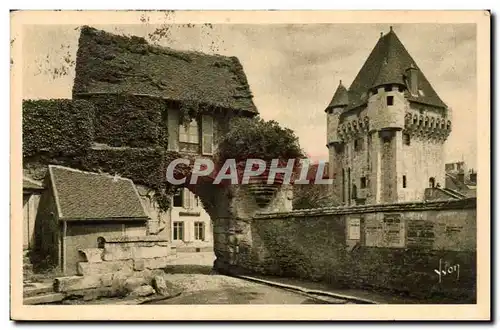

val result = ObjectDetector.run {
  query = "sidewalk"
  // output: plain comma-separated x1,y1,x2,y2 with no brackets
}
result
233,274,425,304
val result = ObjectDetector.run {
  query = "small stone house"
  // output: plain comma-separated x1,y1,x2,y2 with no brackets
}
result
23,177,44,250
32,165,150,275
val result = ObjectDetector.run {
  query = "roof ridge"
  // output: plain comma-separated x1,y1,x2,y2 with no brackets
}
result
81,25,232,61
48,164,133,183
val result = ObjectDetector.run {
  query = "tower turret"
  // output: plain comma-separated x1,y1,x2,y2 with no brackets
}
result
325,80,348,203
326,80,349,145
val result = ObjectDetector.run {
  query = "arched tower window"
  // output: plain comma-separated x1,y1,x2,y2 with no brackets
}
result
352,184,357,199
97,237,106,249
429,177,436,188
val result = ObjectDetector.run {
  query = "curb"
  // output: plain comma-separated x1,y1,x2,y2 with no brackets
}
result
233,275,378,304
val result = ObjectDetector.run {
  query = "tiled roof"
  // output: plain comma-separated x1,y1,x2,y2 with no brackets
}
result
49,165,149,220
73,26,258,114
23,177,44,190
326,81,349,111
346,28,447,110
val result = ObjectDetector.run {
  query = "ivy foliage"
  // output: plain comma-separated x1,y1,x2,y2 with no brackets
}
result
22,99,94,158
23,98,178,211
215,116,305,165
80,94,168,148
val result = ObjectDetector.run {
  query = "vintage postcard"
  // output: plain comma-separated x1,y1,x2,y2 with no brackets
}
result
10,10,490,321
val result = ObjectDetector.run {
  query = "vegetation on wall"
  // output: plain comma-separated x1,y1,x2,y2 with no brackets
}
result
80,94,168,148
22,99,95,159
23,98,179,211
215,117,304,164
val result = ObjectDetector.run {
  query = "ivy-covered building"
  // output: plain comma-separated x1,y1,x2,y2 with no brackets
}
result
23,26,259,257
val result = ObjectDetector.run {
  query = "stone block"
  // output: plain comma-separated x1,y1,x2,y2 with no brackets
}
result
78,248,104,263
77,260,133,276
129,284,155,297
103,244,172,261
54,274,113,293
152,275,181,297
136,256,175,270
134,259,145,271
24,293,65,305
124,277,147,292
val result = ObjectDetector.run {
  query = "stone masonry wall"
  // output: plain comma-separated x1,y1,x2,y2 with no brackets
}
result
215,196,476,302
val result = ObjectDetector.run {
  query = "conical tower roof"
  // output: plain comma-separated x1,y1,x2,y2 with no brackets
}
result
346,27,447,110
325,80,349,112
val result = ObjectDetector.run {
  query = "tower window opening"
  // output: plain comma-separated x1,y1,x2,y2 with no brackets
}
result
403,175,407,188
387,96,394,106
403,133,411,146
354,138,364,151
429,177,436,188
352,184,357,199
360,177,367,189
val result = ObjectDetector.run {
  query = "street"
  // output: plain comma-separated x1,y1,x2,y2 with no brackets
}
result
147,252,348,304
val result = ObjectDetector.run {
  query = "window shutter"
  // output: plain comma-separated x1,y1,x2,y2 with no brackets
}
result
182,188,195,209
167,110,179,151
201,115,214,155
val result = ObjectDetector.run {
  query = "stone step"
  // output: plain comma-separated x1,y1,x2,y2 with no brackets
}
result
24,293,65,305
24,283,54,298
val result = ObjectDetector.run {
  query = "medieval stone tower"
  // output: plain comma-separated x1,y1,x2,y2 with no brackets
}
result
326,27,452,205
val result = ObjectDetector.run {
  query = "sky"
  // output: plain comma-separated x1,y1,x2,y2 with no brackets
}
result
21,22,477,169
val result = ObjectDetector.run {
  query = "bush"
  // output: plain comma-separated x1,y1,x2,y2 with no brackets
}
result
215,116,304,165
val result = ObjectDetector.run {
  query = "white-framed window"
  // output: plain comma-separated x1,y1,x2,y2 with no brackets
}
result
194,222,205,241
173,221,184,241
179,119,199,144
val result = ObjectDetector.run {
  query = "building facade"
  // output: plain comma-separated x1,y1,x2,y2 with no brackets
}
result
326,27,452,205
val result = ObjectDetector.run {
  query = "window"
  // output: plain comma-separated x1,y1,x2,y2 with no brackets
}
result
429,177,436,188
179,119,199,153
352,184,357,199
173,189,183,207
354,138,363,151
179,119,199,143
403,133,411,146
403,175,407,188
201,115,214,155
97,237,105,249
360,177,367,189
194,222,205,241
173,222,184,241
386,96,394,106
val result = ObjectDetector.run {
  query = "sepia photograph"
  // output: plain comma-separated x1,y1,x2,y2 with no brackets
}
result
10,10,490,321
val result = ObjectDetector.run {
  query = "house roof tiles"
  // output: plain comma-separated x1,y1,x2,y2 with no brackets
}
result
48,165,149,221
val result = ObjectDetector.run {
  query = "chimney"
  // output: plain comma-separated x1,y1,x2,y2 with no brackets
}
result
405,64,418,96
469,170,477,184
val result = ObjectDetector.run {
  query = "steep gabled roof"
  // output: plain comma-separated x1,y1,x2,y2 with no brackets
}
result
325,81,349,111
48,165,149,221
346,28,447,110
73,26,258,114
